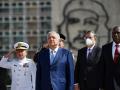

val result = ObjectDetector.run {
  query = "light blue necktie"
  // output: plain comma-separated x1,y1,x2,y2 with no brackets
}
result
50,51,55,64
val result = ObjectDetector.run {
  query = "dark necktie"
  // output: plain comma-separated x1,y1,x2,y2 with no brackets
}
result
114,44,119,64
87,48,91,59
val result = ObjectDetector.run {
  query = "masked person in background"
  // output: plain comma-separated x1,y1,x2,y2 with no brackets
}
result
0,42,36,90
74,31,102,90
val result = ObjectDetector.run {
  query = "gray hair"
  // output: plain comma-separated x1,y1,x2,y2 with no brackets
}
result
47,31,60,40
85,31,96,36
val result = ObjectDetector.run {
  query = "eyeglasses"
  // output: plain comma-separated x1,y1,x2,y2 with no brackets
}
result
84,36,93,39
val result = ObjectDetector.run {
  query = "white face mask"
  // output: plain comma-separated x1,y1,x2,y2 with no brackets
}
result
85,38,94,46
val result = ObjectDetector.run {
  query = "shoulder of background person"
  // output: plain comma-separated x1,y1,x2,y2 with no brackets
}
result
102,42,113,48
78,46,87,52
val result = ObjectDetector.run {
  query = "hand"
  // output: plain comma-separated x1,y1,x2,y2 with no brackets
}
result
4,49,15,58
74,84,80,90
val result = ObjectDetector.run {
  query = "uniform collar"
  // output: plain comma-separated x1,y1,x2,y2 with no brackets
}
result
18,57,27,63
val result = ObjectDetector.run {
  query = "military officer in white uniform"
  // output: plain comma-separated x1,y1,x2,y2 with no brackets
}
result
0,42,36,90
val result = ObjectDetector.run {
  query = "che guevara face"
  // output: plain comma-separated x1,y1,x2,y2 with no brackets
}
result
66,10,98,49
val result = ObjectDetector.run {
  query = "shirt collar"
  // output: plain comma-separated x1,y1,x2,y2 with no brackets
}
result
49,46,59,53
87,44,95,50
113,42,120,47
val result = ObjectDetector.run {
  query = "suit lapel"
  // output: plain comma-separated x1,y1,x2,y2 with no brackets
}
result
110,42,114,61
83,47,87,63
87,46,98,64
51,48,62,66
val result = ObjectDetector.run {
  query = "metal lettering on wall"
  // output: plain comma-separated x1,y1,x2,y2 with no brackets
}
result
58,0,110,50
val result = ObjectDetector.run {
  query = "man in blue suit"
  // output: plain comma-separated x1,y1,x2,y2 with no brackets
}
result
35,31,74,90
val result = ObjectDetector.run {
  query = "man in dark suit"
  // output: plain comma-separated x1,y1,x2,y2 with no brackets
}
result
33,41,48,63
0,57,11,90
0,67,8,90
100,26,120,90
74,31,102,90
35,31,74,90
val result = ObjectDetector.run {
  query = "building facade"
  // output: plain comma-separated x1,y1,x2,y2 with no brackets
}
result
0,0,52,58
0,0,120,59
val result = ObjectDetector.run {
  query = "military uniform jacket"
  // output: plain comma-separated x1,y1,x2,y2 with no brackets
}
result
0,57,36,90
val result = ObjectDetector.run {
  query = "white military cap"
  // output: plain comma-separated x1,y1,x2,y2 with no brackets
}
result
14,42,29,50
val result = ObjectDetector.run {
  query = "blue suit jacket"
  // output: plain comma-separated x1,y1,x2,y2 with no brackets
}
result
35,48,74,90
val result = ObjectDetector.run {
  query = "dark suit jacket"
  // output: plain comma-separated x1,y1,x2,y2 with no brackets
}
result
75,45,102,89
0,67,8,90
100,42,120,90
35,48,74,90
33,48,47,63
0,57,11,90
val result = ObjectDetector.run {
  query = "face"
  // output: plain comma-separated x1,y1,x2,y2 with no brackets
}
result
59,39,65,48
84,32,96,47
67,10,98,48
112,26,120,44
15,49,27,59
42,42,48,48
47,33,60,49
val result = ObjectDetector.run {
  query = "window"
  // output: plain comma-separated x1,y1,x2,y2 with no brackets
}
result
32,31,37,35
40,2,44,5
26,31,31,35
26,2,30,6
0,32,2,35
12,31,16,35
13,37,23,43
27,36,37,44
13,8,23,15
0,22,9,30
40,30,44,34
1,37,9,45
40,36,47,43
26,17,30,21
0,8,9,13
0,3,2,7
19,17,23,21
12,17,17,21
4,17,9,21
13,22,23,30
4,3,9,7
32,2,37,6
46,16,51,20
5,46,9,49
41,21,51,29
19,31,23,35
5,32,9,35
32,16,37,20
40,16,44,20
0,18,2,21
18,3,23,6
46,2,51,5
27,22,37,30
41,7,51,12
